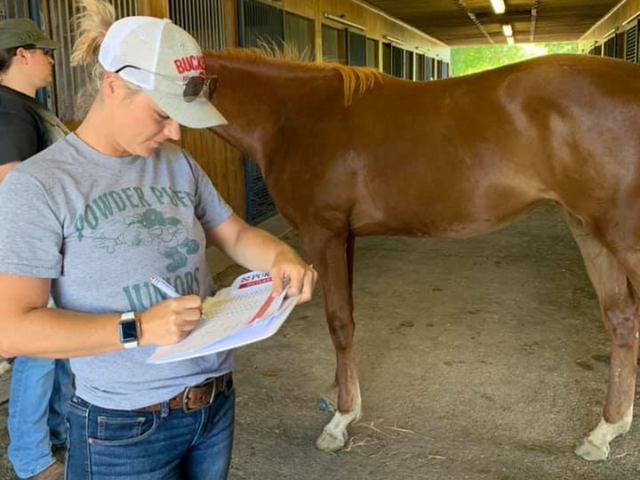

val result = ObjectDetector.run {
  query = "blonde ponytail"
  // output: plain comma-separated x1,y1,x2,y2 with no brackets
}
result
70,0,115,67
70,0,140,119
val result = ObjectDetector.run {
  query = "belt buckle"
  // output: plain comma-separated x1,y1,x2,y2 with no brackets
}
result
182,378,217,414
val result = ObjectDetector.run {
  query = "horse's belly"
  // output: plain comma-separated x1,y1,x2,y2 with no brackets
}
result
349,191,544,239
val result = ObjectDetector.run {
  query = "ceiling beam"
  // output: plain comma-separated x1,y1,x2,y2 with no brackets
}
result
451,0,494,44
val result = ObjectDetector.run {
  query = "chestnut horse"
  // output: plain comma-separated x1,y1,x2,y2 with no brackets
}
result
205,50,640,461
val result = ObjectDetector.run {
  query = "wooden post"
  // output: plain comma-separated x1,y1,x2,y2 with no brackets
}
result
137,0,169,19
224,0,239,48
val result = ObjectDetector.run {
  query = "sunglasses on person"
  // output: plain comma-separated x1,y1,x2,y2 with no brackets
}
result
115,64,218,103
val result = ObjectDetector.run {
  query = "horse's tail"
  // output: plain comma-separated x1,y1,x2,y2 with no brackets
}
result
70,0,115,67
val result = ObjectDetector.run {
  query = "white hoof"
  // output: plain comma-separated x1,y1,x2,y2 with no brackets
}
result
575,408,633,462
316,426,348,452
316,380,361,453
575,438,609,461
315,401,361,452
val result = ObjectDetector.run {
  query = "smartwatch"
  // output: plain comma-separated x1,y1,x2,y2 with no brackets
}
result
119,311,140,349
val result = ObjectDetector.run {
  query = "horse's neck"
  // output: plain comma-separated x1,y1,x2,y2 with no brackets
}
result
209,55,339,169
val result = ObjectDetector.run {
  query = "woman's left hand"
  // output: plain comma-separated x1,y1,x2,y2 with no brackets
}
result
269,248,317,304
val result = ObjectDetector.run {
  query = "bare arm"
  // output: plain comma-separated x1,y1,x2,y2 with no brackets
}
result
0,274,205,359
206,214,317,301
0,161,20,183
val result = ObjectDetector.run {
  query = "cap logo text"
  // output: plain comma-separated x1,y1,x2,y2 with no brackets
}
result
173,55,205,75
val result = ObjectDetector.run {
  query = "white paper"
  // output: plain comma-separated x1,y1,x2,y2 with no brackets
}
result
147,271,298,364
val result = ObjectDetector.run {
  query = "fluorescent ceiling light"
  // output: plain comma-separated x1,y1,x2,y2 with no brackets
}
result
507,36,515,45
502,24,513,36
383,34,406,46
490,0,506,14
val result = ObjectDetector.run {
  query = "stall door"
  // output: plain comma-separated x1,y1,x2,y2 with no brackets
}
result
347,30,367,67
390,45,404,78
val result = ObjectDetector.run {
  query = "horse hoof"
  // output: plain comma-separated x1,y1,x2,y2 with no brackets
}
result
575,438,609,461
317,397,336,413
316,427,348,452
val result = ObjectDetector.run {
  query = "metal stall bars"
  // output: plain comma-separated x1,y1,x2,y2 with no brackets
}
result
382,42,390,73
625,19,638,63
238,0,284,225
284,10,313,61
415,53,437,81
321,23,345,64
404,49,413,79
39,0,138,122
365,37,377,68
169,0,225,52
603,34,616,58
440,60,449,79
390,44,404,78
347,29,367,67
0,0,31,20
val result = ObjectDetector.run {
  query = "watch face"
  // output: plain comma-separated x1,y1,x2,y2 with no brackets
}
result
119,320,138,343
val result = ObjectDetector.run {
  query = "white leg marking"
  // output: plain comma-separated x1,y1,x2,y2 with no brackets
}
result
316,381,362,452
575,406,633,461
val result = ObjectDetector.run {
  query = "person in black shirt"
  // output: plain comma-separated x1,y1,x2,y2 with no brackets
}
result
0,19,67,180
0,18,71,480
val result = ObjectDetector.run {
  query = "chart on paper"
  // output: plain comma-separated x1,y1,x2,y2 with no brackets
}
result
147,271,298,364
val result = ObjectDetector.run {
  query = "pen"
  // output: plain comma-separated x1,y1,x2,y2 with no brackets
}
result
151,276,207,323
150,276,180,299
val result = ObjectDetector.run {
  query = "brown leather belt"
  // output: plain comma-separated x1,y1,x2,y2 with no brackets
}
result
136,373,232,413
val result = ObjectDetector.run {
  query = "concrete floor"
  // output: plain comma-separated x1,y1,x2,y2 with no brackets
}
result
1,203,639,479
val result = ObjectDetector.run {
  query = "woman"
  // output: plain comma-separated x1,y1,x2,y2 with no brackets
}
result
0,1,317,479
0,17,71,480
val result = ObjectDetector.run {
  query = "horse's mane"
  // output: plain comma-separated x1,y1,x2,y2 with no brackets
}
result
212,44,383,106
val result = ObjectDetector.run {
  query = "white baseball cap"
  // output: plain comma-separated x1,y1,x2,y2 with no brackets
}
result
98,16,227,128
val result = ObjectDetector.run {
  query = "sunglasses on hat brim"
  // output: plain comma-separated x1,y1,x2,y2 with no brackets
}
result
115,64,218,103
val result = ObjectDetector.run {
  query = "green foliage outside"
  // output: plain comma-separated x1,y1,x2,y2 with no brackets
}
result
451,42,580,76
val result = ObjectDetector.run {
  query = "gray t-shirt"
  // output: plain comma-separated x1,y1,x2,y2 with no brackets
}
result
0,133,233,409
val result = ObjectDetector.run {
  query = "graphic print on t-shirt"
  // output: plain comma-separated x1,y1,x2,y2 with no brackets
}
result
72,185,204,310
92,207,199,273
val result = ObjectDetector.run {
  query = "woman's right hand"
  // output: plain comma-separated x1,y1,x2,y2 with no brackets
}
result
137,295,203,346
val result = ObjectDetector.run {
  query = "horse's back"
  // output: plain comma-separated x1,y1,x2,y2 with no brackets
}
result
337,55,640,238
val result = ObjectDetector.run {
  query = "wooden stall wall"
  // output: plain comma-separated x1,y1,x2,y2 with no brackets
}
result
138,0,168,17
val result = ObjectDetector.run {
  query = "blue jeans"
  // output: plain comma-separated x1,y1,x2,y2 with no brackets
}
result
8,357,73,478
65,377,235,479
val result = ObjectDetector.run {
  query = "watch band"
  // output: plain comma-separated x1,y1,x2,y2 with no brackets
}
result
119,311,140,349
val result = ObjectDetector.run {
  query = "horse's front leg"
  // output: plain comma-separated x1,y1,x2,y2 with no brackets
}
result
302,229,361,452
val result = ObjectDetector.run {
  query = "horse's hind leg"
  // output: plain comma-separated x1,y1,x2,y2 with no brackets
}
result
301,229,361,452
563,212,640,461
